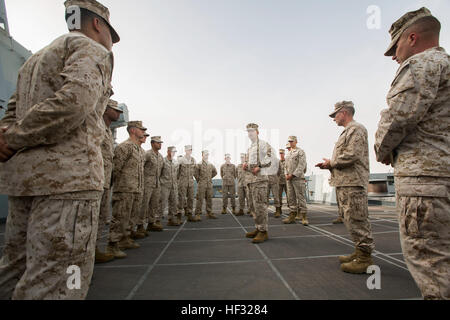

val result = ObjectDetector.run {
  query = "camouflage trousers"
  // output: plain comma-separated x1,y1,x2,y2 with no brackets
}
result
247,185,255,213
140,184,161,224
97,188,112,242
335,189,344,219
267,182,280,208
195,183,213,215
109,192,140,243
222,184,236,208
249,181,269,232
237,184,249,210
161,185,178,220
0,191,101,300
278,183,288,207
287,178,307,214
336,186,374,254
395,176,450,300
129,192,143,232
178,183,195,215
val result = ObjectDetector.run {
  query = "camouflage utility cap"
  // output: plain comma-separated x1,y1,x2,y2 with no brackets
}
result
384,7,432,56
127,121,147,131
65,0,120,43
329,101,354,118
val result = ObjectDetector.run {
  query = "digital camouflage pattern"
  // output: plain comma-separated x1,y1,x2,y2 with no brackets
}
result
141,149,164,224
221,163,237,186
375,46,450,300
237,163,249,210
245,138,273,231
375,47,450,178
101,127,114,190
329,121,370,188
0,32,113,196
177,156,196,214
112,139,144,194
0,191,101,300
395,176,450,300
278,159,288,206
336,187,374,254
97,127,114,242
278,159,287,185
285,147,307,179
285,147,307,213
160,156,179,220
98,189,111,242
109,192,139,243
221,163,237,208
195,161,217,215
286,178,307,214
267,174,280,208
249,181,269,232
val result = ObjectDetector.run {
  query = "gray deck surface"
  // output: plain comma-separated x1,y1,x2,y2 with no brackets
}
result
0,200,421,300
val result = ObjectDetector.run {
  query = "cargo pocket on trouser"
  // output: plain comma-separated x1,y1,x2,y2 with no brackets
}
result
397,184,448,239
341,187,373,253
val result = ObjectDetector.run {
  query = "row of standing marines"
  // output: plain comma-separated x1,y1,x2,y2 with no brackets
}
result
0,0,448,300
99,116,310,263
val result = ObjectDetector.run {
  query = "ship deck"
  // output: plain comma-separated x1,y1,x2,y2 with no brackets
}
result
0,199,421,300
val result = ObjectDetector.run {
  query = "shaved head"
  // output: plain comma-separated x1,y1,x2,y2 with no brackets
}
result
404,16,441,39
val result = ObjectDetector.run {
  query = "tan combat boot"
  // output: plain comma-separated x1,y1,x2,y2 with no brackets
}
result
194,214,202,222
283,211,296,224
207,212,218,219
95,246,115,264
236,209,245,216
167,219,179,226
295,209,301,221
136,224,149,237
245,229,259,238
341,249,373,274
338,249,358,264
221,207,227,214
187,214,196,222
301,212,309,226
252,231,268,244
274,207,282,218
130,231,144,240
147,221,164,232
333,216,344,224
118,237,140,250
106,242,127,259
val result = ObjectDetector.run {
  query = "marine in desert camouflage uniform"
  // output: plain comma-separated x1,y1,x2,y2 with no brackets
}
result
375,7,449,299
161,146,181,226
316,101,375,274
0,0,118,299
220,154,237,215
106,121,146,257
177,145,197,222
243,124,274,244
95,99,123,264
194,150,218,220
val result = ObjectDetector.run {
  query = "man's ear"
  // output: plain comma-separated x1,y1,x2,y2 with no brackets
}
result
408,32,418,46
92,17,102,34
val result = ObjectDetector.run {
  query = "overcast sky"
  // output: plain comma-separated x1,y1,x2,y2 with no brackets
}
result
4,0,450,175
